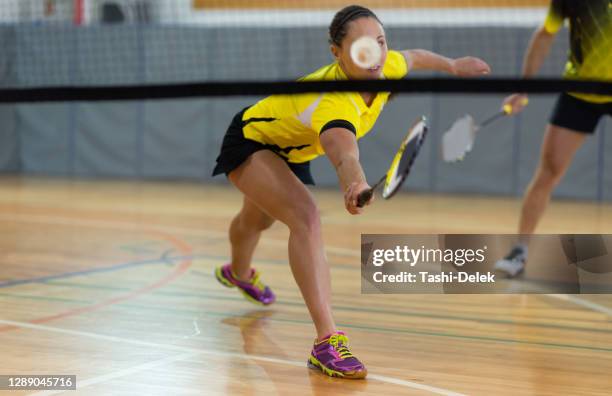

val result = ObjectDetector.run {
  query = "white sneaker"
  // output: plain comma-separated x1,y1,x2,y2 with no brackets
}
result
494,247,526,278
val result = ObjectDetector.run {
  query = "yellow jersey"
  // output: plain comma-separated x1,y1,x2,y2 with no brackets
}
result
544,0,612,103
241,50,409,163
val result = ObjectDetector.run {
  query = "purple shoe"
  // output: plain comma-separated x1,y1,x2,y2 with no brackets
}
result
308,331,367,379
214,263,276,305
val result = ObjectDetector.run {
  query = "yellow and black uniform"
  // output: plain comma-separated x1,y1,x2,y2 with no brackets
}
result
212,50,409,184
544,0,612,132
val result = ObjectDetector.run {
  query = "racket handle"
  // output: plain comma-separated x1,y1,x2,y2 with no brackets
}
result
502,98,528,116
357,188,373,208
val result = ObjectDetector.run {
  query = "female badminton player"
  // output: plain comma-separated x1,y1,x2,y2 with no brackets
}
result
212,5,490,379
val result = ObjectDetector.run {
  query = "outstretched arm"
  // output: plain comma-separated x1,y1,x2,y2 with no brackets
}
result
503,26,557,114
401,49,491,76
522,26,557,77
320,128,371,215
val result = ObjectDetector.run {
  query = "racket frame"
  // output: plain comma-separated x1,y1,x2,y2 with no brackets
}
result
357,116,428,208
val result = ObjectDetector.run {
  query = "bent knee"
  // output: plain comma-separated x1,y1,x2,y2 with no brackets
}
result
239,209,275,232
537,154,568,186
257,216,276,231
286,201,321,233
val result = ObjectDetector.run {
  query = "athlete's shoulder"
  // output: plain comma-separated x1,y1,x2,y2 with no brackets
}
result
383,50,409,79
544,0,568,34
299,62,340,82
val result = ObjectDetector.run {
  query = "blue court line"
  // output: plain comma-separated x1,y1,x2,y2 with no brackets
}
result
3,256,612,341
0,253,292,290
0,255,194,289
0,252,361,290
5,251,612,299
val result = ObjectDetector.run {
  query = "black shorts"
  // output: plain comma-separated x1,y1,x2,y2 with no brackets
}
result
550,93,612,134
212,107,315,185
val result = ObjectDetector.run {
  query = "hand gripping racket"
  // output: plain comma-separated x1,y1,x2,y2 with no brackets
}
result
357,116,428,208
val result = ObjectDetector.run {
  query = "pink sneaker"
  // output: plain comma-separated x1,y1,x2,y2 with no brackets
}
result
214,263,276,305
308,331,367,379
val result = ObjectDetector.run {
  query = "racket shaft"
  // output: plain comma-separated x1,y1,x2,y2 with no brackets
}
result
480,111,506,128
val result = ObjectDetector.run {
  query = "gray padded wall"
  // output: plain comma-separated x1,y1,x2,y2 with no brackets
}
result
17,103,71,174
0,104,18,171
0,25,610,201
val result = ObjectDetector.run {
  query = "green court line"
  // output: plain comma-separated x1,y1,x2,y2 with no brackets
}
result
41,280,612,335
0,292,94,305
9,250,597,317
44,281,127,292
1,290,611,353
47,270,606,319
90,302,612,354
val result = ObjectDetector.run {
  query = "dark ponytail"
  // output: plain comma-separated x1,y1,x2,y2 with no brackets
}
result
329,5,382,47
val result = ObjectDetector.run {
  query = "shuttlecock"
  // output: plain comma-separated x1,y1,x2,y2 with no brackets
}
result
350,36,381,69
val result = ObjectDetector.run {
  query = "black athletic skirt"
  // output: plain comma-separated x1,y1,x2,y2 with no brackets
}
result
550,93,612,134
212,107,315,185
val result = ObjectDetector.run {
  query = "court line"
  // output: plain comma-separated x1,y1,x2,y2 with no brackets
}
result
5,245,609,325
0,318,466,396
4,249,606,299
0,251,359,290
106,309,612,353
544,294,612,317
3,290,611,353
366,374,464,396
0,256,184,289
2,286,606,340
29,351,202,396
0,212,360,257
9,279,612,335
0,231,193,333
0,292,94,305
6,210,611,300
3,253,610,335
2,215,610,346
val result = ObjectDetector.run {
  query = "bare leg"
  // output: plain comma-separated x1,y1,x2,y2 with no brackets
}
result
229,150,335,339
229,196,275,281
518,124,587,241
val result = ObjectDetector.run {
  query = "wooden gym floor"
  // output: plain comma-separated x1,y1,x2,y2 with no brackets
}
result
0,176,611,395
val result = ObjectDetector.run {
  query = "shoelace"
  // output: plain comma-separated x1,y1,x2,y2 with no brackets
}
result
328,334,354,359
230,268,266,292
249,271,266,292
